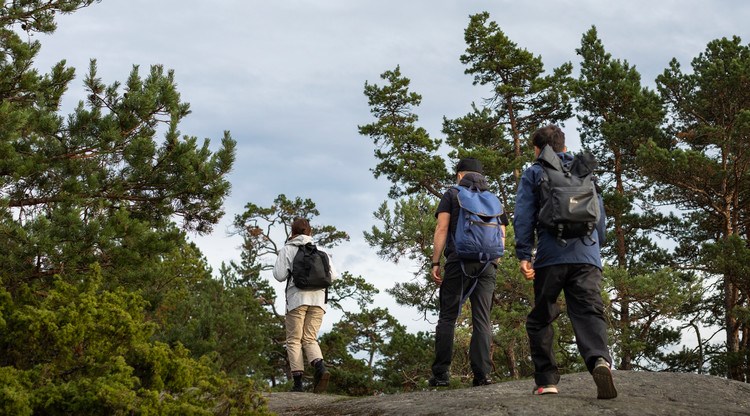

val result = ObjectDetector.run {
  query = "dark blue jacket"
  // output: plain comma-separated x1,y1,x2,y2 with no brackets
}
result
513,152,606,270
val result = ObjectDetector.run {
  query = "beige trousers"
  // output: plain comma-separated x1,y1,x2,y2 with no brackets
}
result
285,305,324,372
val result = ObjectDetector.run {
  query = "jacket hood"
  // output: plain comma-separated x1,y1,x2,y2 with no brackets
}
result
286,234,313,246
560,151,574,168
458,171,490,191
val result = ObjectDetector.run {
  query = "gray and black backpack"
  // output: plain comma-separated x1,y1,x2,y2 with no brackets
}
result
535,144,601,245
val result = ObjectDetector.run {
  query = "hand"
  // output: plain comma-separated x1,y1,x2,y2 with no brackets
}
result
520,260,535,280
431,265,443,286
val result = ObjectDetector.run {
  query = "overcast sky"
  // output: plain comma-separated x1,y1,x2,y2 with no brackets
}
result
32,0,750,333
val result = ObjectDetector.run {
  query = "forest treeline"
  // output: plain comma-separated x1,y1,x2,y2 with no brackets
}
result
1,2,749,415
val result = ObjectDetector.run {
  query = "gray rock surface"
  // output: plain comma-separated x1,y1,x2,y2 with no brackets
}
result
264,371,750,415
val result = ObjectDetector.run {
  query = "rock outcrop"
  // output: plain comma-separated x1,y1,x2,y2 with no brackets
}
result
265,371,750,415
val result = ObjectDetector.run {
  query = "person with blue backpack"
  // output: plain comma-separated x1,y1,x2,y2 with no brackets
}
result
514,124,617,399
429,157,508,387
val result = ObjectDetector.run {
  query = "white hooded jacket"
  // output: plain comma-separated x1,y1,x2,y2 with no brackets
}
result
273,234,338,313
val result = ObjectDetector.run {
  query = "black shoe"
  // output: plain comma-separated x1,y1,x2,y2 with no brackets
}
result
592,357,617,399
428,372,450,387
472,375,493,387
291,373,304,392
312,360,330,394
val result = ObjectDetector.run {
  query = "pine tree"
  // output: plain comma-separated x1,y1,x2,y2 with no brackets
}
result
455,11,573,186
359,13,575,382
575,26,700,371
359,66,448,199
0,2,272,413
377,327,433,391
641,36,750,381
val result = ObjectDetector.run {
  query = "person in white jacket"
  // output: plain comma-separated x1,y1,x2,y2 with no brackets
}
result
273,217,338,393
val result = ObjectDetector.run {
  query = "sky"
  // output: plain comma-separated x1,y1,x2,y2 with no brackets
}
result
31,0,750,334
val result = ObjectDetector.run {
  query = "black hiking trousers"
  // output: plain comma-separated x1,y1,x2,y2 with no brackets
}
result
432,261,496,379
526,263,612,386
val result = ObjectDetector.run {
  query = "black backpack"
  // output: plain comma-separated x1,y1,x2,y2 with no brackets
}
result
535,145,601,245
289,243,332,289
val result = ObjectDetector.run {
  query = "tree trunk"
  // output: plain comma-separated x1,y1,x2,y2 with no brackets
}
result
721,192,744,381
743,324,749,383
725,270,742,381
613,148,633,370
620,300,632,370
505,96,521,182
505,340,519,379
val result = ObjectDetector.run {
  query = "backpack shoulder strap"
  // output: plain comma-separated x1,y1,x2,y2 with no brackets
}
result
449,185,461,207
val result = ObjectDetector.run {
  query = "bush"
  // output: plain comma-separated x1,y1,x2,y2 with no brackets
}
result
0,269,271,415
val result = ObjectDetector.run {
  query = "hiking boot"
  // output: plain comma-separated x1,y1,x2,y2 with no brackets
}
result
428,372,450,387
312,360,330,394
291,380,303,392
291,373,304,392
472,375,493,387
533,385,558,395
592,357,618,399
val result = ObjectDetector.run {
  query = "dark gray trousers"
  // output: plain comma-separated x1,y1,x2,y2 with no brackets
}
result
526,263,612,386
432,261,496,378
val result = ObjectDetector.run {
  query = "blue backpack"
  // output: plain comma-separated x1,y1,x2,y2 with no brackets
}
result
450,185,505,306
452,185,505,268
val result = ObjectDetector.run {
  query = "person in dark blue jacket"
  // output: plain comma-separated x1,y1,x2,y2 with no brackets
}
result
514,124,617,399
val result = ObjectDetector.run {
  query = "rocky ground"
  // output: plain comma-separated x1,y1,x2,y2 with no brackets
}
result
263,371,750,415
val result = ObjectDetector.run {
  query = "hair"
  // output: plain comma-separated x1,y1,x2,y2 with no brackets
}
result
531,124,566,152
291,217,312,237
